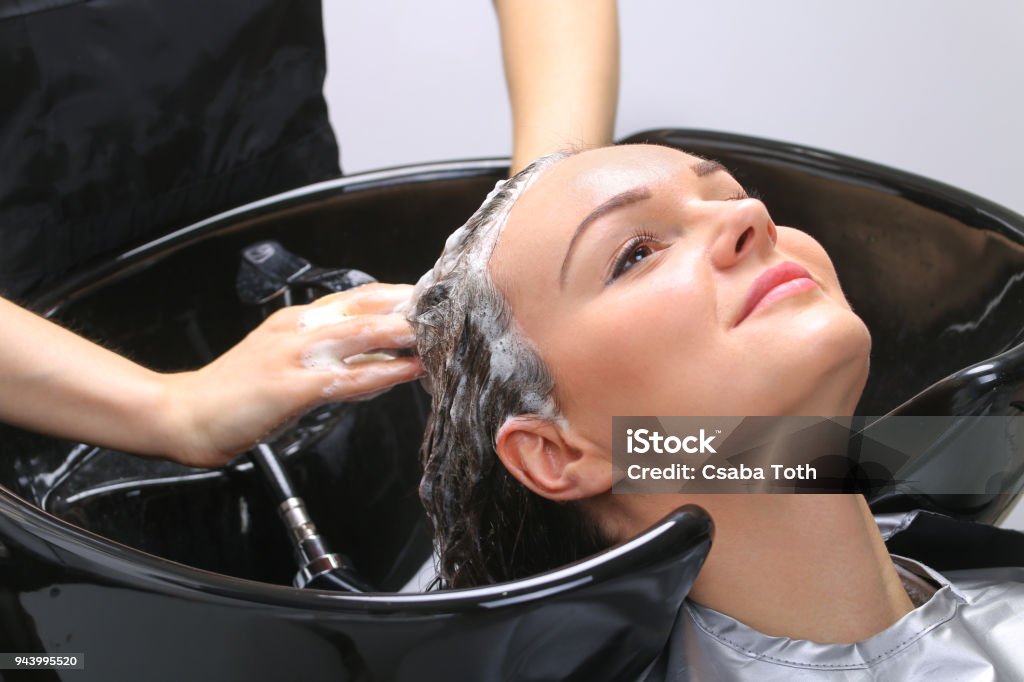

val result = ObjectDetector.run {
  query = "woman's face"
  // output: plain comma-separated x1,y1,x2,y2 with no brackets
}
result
489,145,871,447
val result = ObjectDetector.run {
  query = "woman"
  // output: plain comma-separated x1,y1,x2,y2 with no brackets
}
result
410,144,1024,677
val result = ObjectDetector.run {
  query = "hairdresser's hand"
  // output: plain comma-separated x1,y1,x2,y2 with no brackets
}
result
160,284,423,468
0,286,420,469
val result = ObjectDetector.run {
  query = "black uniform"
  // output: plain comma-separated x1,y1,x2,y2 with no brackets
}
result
0,0,340,299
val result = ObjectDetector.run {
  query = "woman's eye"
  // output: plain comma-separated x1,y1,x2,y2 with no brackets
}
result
609,235,661,282
727,187,761,201
623,244,654,270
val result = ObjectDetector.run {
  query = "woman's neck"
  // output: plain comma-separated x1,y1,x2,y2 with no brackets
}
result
618,494,914,643
689,494,914,643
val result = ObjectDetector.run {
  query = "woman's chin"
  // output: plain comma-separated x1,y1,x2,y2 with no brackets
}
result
744,307,871,415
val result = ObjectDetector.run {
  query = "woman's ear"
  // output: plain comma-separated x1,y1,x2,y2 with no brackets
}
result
495,416,611,501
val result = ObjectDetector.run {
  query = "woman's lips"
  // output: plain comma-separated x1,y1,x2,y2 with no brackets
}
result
734,261,819,326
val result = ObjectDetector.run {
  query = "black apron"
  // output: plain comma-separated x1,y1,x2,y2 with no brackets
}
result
0,0,340,300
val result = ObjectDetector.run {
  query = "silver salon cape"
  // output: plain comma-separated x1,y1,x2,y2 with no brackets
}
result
644,513,1024,681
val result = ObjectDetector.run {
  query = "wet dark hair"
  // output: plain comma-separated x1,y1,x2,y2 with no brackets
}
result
410,153,611,589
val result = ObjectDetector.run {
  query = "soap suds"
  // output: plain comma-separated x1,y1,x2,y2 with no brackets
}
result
410,154,571,434
301,340,348,372
302,341,406,374
297,304,349,332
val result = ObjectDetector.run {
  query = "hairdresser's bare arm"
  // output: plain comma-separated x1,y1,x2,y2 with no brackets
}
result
496,0,619,174
0,286,421,468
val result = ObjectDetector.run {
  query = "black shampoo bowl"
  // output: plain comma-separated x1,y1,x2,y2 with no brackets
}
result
1,130,1022,680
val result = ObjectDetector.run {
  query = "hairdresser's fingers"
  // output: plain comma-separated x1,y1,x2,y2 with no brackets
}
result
314,356,425,402
259,284,413,333
305,283,414,317
305,313,416,359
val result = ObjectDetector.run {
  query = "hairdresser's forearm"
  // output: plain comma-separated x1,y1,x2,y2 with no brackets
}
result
0,297,181,456
496,0,620,174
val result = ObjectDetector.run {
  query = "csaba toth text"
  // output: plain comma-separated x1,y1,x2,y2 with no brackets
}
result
623,428,816,481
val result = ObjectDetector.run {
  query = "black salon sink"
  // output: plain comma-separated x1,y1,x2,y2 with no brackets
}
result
0,130,1022,681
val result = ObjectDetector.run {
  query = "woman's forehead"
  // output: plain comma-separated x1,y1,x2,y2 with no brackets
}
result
490,145,705,287
530,144,703,205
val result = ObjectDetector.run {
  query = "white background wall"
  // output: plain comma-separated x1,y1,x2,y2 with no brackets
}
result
324,0,1023,215
323,1,1024,530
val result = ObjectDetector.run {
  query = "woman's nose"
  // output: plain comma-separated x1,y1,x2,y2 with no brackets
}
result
708,198,778,270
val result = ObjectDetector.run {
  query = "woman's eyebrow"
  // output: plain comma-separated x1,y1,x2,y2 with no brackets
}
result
692,159,727,177
559,187,652,287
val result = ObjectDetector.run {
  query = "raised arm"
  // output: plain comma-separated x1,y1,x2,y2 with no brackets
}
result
495,0,620,174
0,285,421,468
